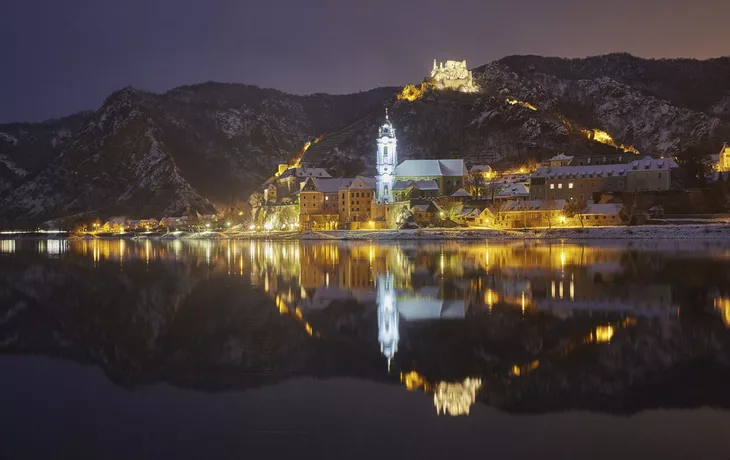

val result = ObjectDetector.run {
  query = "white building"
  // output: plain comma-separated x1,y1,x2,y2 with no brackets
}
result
376,109,398,204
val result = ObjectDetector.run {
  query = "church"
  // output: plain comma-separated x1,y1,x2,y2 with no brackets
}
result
374,110,467,203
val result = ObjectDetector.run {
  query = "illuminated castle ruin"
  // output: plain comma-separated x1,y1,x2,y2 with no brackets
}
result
427,59,479,93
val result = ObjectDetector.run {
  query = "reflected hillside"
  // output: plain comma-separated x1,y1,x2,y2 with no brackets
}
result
1,238,730,414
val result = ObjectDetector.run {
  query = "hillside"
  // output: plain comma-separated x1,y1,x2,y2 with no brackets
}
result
0,85,396,226
2,53,730,226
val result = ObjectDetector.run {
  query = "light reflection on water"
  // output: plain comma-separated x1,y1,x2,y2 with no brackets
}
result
2,237,730,419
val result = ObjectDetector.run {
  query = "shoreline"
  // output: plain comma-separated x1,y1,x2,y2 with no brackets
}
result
29,223,729,241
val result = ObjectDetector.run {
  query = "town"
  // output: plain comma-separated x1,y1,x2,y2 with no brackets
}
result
83,61,730,236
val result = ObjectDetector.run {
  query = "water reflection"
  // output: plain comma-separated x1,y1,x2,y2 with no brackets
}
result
2,238,730,417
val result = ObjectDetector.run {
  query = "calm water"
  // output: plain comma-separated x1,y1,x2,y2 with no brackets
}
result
2,238,730,459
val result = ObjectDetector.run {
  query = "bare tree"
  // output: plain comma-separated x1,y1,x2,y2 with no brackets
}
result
619,193,639,226
467,171,486,197
543,198,557,228
563,197,589,228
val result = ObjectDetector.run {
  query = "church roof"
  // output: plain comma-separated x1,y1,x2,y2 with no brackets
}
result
302,177,354,193
395,159,466,177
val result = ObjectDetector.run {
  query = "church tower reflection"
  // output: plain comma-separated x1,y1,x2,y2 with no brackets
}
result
377,273,399,369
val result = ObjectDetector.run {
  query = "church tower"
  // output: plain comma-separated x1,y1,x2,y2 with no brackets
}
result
376,109,397,203
377,273,399,369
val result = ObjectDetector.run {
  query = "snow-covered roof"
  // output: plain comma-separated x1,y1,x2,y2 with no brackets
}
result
395,159,466,177
392,179,440,191
549,153,574,161
451,188,472,197
627,158,678,171
348,176,376,190
500,199,567,212
470,165,492,173
411,204,430,212
496,183,528,197
585,202,621,215
303,177,355,193
279,167,332,179
533,164,629,179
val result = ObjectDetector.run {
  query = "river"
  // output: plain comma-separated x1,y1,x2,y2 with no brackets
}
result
1,238,730,459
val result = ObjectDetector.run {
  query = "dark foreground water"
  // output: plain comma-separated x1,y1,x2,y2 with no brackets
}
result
2,238,730,459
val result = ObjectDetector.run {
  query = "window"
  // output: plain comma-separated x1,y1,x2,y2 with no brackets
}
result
568,183,573,189
658,172,663,179
325,196,329,201
550,184,555,190
558,183,563,189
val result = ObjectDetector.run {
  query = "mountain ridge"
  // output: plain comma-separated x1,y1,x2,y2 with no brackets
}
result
2,53,730,226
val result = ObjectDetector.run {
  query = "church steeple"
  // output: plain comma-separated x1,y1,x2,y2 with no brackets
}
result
376,109,397,203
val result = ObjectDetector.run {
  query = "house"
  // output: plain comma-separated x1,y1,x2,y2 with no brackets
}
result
411,202,442,225
547,153,574,167
570,153,636,166
450,188,472,202
299,175,377,229
469,165,493,179
105,216,127,232
482,200,567,228
456,207,482,226
579,202,622,227
264,184,277,203
394,159,467,195
139,218,158,229
713,142,730,172
338,176,377,225
494,183,529,202
159,216,188,229
275,167,332,198
391,179,440,202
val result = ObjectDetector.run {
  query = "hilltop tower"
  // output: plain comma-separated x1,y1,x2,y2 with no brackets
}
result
376,109,397,203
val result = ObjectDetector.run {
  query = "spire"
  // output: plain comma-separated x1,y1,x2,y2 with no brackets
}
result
385,107,389,121
433,59,437,71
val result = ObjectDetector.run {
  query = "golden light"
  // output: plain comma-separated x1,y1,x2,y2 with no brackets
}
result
249,225,255,231
559,215,567,224
581,128,640,155
369,220,375,229
506,98,537,111
401,371,429,392
433,378,482,416
592,325,614,343
715,297,730,327
238,211,243,216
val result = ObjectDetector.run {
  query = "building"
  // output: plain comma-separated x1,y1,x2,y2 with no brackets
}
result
299,176,377,229
451,188,472,202
529,158,676,200
580,202,622,226
547,154,574,167
570,153,638,166
469,165,493,179
480,200,566,228
264,184,277,203
299,177,353,229
391,179,440,202
394,159,467,196
714,142,730,172
338,176,377,224
494,183,529,202
376,110,397,203
275,167,332,198
427,59,479,93
411,202,443,225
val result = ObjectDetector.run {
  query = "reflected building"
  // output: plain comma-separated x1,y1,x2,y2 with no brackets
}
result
377,274,399,367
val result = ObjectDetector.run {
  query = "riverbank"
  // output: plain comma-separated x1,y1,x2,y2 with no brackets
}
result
55,223,730,241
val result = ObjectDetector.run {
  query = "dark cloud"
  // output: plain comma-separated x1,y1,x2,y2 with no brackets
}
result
2,0,728,122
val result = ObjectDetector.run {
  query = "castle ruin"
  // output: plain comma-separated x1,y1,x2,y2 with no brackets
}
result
427,59,479,93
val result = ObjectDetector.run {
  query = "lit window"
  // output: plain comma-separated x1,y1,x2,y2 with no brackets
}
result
558,183,563,189
568,183,573,189
550,184,555,189
325,196,329,201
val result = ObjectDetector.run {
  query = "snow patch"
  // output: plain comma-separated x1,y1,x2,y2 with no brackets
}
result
0,132,18,145
0,155,28,177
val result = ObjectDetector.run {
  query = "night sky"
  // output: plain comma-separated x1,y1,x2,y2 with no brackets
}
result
2,0,729,123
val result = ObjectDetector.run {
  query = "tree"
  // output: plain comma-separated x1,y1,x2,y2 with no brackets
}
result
542,198,558,228
619,193,638,226
248,192,264,209
467,171,485,197
563,197,589,228
483,171,505,202
675,146,713,188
